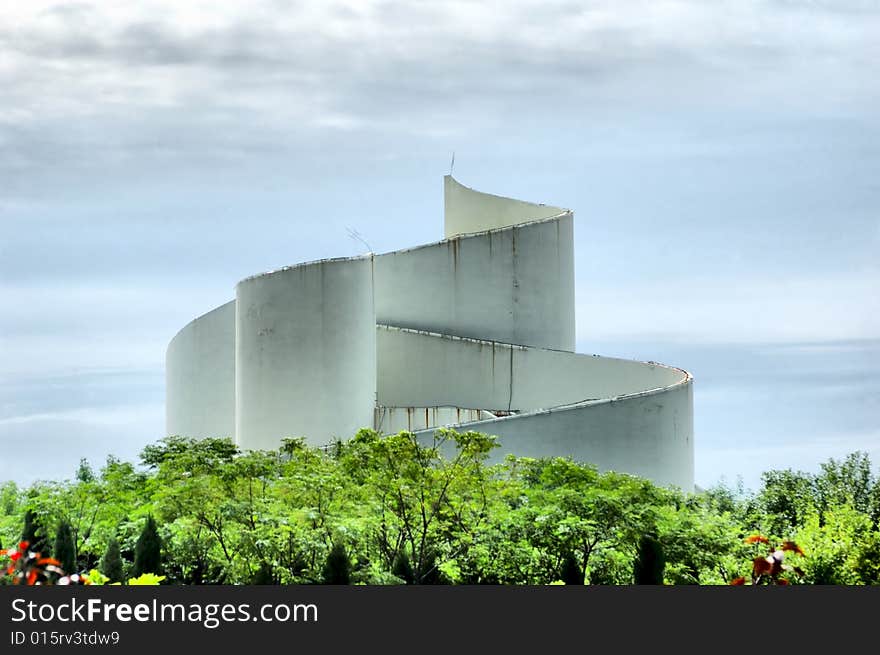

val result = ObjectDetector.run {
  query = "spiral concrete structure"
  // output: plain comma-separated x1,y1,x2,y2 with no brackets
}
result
167,176,694,488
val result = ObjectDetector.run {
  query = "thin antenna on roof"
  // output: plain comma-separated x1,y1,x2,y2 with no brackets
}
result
346,227,372,253
449,151,455,175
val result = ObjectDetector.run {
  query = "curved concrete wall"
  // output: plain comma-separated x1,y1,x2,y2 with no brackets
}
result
414,381,694,490
166,300,235,439
166,175,695,489
375,214,575,351
444,175,567,238
376,325,686,412
234,257,376,450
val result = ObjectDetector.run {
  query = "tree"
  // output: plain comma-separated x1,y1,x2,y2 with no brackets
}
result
656,501,737,585
853,532,880,585
756,469,815,536
815,452,875,519
634,534,665,584
100,537,124,583
322,543,351,584
6,430,880,587
514,458,664,583
76,458,94,483
21,509,50,556
0,481,19,516
795,506,870,585
54,520,76,575
559,551,584,585
134,516,162,577
338,428,497,584
415,548,442,585
141,436,238,472
391,551,415,584
251,561,276,585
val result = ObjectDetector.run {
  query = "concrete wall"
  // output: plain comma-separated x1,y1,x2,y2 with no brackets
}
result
375,214,575,351
444,175,567,238
166,300,235,439
165,175,695,489
375,406,494,434
377,325,685,412
415,381,695,490
379,324,694,489
234,257,376,450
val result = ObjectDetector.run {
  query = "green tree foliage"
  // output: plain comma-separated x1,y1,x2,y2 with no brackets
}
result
815,452,875,520
76,458,95,483
793,506,871,585
633,534,665,584
0,484,17,551
54,520,76,574
656,501,735,585
134,516,162,577
559,551,584,585
509,458,667,584
251,561,276,585
391,551,415,584
852,532,880,585
322,543,351,584
2,433,878,586
21,509,50,556
336,428,497,584
100,537,124,583
756,469,815,536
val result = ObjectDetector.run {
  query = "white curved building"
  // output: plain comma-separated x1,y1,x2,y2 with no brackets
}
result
167,176,694,488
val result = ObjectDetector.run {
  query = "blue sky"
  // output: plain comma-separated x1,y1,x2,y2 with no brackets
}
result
1,1,878,488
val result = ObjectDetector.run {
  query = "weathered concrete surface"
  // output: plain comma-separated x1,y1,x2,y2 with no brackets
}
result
444,175,567,238
166,300,235,439
414,376,695,490
234,257,376,450
375,213,575,351
376,325,685,412
166,176,695,489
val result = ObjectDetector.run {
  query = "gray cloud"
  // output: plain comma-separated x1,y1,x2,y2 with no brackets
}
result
1,2,878,486
3,1,877,142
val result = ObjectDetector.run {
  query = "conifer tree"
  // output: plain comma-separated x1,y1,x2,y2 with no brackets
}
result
251,561,275,585
54,520,76,575
21,509,50,556
634,534,665,585
76,458,94,483
322,543,351,584
560,551,585,585
134,516,162,576
101,537,124,582
391,551,415,584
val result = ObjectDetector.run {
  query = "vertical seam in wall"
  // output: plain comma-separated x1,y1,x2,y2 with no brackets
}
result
511,228,518,338
371,254,377,408
508,347,514,412
233,297,240,446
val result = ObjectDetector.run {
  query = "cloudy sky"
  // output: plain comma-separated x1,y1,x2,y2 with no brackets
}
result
1,0,878,488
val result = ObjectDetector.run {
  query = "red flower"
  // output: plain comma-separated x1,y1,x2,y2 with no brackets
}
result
752,556,773,577
780,541,805,556
730,577,746,585
744,535,770,545
18,541,29,551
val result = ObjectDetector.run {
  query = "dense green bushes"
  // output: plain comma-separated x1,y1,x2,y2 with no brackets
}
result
1,430,877,584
